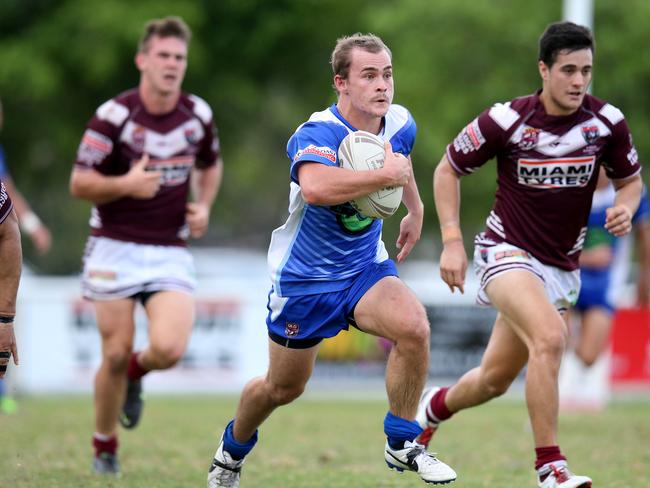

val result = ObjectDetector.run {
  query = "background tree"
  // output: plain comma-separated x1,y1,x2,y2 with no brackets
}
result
0,0,648,273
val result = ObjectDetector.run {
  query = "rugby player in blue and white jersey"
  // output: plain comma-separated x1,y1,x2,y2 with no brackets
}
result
207,33,456,487
420,22,642,488
567,168,650,391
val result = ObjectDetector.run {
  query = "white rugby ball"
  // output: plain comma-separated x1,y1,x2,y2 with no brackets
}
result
337,130,403,219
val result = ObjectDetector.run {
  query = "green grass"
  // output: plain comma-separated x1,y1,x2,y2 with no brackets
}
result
1,394,649,487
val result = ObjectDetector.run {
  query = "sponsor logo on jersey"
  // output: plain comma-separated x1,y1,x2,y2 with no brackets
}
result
131,125,147,152
331,203,374,233
627,135,639,165
581,125,600,145
0,181,8,209
453,118,485,154
518,127,540,150
294,145,337,163
184,127,199,145
517,156,595,189
494,249,531,261
77,129,114,166
627,146,639,165
285,322,300,337
146,156,195,186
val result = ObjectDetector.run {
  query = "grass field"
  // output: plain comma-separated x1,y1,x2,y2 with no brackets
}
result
1,394,649,487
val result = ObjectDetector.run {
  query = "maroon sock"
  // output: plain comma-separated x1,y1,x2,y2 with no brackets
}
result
429,387,454,422
127,351,149,380
93,434,118,457
535,445,567,472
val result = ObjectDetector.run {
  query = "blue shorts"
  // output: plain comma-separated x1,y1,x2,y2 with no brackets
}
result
266,259,398,348
574,268,614,313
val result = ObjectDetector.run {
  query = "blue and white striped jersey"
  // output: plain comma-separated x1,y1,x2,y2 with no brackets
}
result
268,103,416,297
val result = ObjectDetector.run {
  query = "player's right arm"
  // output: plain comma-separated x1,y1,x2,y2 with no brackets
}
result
433,104,511,293
70,153,162,204
299,141,409,206
433,154,467,294
0,181,22,377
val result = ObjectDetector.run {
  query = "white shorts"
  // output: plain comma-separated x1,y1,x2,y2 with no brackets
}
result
473,236,580,312
82,236,196,301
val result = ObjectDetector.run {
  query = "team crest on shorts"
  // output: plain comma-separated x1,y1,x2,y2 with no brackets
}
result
518,127,540,150
285,322,300,337
581,125,600,145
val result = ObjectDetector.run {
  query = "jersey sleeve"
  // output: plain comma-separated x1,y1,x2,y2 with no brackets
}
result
446,104,513,175
195,121,220,169
286,122,339,184
189,95,220,169
600,110,642,181
75,101,123,174
0,179,13,225
390,108,417,156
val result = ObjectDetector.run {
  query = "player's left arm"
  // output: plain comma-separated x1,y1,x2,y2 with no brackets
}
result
396,155,423,263
187,158,222,239
0,206,22,378
605,174,642,237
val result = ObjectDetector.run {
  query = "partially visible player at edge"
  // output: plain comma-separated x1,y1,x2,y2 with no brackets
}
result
206,33,456,487
70,16,222,475
0,179,22,383
572,167,650,367
420,21,642,488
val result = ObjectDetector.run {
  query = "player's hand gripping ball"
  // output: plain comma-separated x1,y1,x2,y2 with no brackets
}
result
338,131,403,219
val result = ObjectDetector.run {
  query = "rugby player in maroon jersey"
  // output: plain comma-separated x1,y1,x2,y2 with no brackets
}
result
70,17,223,475
0,179,21,382
418,21,642,488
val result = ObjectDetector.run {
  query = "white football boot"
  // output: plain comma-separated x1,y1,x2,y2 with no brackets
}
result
385,440,457,484
207,437,245,488
415,386,441,449
537,463,592,488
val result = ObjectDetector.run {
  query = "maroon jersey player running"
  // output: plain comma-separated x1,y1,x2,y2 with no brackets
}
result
419,22,642,488
70,17,222,475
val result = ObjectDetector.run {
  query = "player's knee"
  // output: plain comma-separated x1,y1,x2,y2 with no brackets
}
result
150,342,185,368
532,328,567,363
103,348,131,374
394,307,430,348
481,370,514,398
268,382,305,406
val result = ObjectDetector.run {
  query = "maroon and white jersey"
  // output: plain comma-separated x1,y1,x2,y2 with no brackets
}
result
75,89,220,246
0,178,13,225
447,91,641,270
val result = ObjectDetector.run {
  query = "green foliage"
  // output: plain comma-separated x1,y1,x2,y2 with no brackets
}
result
1,0,649,272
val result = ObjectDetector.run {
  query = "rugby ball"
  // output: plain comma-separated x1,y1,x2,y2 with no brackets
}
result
338,131,403,219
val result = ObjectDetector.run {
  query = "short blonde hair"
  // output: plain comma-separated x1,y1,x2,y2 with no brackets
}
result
138,16,191,53
330,33,391,80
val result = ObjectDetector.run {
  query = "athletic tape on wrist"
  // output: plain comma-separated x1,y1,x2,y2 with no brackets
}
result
19,212,41,234
441,225,462,245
